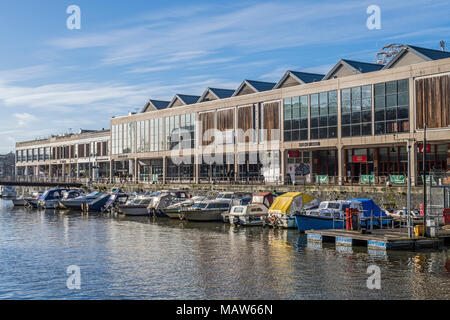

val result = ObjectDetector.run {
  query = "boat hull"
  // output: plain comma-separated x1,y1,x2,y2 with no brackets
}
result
162,208,182,219
25,199,39,208
119,205,149,216
12,198,28,206
229,214,266,226
267,214,297,228
295,214,345,232
58,200,90,210
39,200,60,209
182,210,225,222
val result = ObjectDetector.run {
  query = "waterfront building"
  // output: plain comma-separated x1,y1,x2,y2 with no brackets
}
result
0,152,15,176
110,45,450,186
13,45,450,187
15,129,110,181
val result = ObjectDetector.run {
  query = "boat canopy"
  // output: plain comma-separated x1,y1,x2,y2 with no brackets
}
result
268,192,314,214
348,199,387,217
252,192,275,207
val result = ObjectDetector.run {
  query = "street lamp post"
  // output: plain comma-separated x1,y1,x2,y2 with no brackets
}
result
423,123,427,237
407,143,412,238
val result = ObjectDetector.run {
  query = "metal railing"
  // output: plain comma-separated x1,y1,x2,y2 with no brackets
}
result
0,175,111,185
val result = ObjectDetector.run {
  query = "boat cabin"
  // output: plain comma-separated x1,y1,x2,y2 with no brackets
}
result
42,188,71,200
251,192,275,208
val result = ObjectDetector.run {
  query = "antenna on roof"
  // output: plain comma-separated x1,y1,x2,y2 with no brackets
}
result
374,43,405,65
440,40,445,52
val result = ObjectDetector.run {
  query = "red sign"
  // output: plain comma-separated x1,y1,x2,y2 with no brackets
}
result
352,155,367,163
418,144,431,153
288,150,300,158
419,203,424,216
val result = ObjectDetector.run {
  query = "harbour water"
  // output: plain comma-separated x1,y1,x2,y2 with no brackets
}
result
0,199,449,300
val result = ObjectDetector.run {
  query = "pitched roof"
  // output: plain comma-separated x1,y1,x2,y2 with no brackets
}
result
323,59,384,80
408,45,450,60
209,88,235,99
232,80,276,96
168,94,201,108
274,70,324,89
383,45,450,69
151,100,170,110
198,87,235,102
342,59,384,73
141,99,170,113
247,80,276,92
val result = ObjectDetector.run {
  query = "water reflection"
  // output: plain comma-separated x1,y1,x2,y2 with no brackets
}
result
0,199,449,300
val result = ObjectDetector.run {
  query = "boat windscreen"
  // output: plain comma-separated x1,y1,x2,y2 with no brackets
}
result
192,202,208,209
327,202,341,209
233,207,245,213
86,192,101,197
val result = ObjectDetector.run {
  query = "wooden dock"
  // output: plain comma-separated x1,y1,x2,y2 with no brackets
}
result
306,228,450,250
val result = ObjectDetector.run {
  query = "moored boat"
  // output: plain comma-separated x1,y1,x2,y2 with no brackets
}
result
12,192,42,207
59,191,103,210
228,192,276,226
294,200,361,232
118,196,153,216
148,190,190,217
181,200,232,222
266,192,319,228
162,196,207,219
295,199,390,231
82,193,112,212
1,186,17,199
38,188,71,209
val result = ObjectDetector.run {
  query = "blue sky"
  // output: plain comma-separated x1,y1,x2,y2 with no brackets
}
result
0,0,449,153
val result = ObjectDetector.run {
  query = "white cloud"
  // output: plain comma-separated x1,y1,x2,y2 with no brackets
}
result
127,65,174,74
13,113,38,127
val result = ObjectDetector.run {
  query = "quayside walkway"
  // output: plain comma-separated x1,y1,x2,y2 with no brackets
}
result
0,176,83,188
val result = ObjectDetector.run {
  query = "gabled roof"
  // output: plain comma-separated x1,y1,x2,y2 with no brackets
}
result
198,87,235,102
232,80,276,97
383,45,450,69
141,99,170,113
274,70,324,89
168,94,201,108
323,59,384,80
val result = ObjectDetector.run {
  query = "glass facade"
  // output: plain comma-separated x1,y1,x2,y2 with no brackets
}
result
374,79,409,134
179,113,195,149
341,85,372,137
310,90,337,140
165,115,179,150
136,120,150,153
284,96,308,141
112,113,196,154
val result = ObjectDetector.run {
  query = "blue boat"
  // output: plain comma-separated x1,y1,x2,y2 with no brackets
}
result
84,194,112,212
348,199,390,228
295,199,390,232
295,214,346,231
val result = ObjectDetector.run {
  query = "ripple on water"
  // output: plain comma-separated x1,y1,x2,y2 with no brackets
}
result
0,200,449,299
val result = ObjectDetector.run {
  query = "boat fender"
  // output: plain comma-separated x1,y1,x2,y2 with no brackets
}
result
269,215,277,225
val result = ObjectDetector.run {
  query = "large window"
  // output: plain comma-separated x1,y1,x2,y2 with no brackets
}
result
150,118,163,152
38,147,44,161
341,85,372,137
284,96,308,142
310,90,337,140
179,113,195,149
136,120,150,153
165,116,179,150
374,79,409,135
